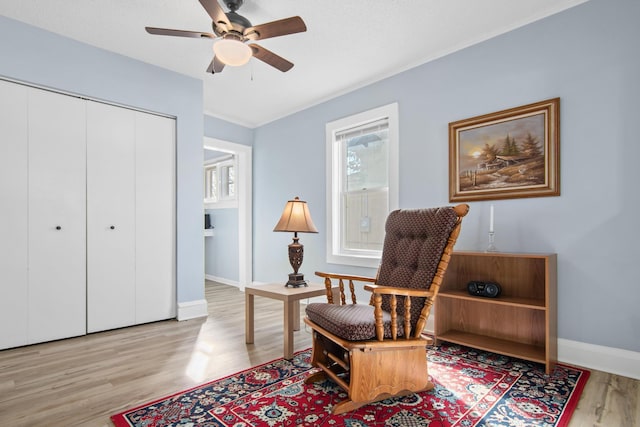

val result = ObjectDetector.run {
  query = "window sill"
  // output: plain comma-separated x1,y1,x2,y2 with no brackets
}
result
204,199,238,210
326,252,381,269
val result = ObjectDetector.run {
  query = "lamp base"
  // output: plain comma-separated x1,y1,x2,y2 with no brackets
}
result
285,273,308,288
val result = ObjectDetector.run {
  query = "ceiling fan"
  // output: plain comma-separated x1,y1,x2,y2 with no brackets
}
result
145,0,306,74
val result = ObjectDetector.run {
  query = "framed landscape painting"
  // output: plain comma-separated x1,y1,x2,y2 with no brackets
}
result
449,98,560,202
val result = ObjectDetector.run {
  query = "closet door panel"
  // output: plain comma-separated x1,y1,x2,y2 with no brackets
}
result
0,81,29,349
27,88,87,344
135,112,176,323
87,101,136,332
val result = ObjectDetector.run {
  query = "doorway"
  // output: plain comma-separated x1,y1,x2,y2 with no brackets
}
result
203,137,252,289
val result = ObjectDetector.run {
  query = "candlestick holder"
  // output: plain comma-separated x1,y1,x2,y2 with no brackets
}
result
485,231,498,252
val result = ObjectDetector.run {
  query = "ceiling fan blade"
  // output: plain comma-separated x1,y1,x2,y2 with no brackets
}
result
199,0,232,31
249,44,294,72
244,16,306,41
206,56,226,74
146,27,215,38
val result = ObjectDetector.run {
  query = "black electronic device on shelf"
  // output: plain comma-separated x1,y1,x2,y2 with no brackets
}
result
467,281,501,298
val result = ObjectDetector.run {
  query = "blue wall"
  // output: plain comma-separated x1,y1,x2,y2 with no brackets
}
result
252,0,640,352
204,115,254,146
204,208,239,281
0,16,205,304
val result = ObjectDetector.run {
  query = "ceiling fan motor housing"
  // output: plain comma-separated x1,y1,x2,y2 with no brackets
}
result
212,0,251,36
212,12,251,35
226,11,252,31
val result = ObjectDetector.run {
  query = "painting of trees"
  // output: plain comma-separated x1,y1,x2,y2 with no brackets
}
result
449,98,560,201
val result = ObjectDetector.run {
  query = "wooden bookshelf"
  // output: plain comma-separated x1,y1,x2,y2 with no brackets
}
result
435,251,557,373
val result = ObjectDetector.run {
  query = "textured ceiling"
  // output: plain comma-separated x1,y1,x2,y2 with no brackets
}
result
0,0,588,127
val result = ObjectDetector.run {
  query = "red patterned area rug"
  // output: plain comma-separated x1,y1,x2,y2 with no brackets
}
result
112,343,589,427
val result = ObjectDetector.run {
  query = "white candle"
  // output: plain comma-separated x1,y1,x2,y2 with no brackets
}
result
489,204,494,233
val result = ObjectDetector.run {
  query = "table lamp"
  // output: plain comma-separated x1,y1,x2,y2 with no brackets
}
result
273,196,318,287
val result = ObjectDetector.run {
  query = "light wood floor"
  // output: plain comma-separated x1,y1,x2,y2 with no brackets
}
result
0,281,637,426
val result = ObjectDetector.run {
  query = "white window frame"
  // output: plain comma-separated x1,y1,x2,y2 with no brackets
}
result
204,154,238,209
326,103,399,268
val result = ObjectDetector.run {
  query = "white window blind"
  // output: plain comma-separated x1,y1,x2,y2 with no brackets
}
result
326,103,398,267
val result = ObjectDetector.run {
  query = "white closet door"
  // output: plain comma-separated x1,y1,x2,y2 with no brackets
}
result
0,81,29,349
27,88,87,344
87,101,136,332
135,112,176,323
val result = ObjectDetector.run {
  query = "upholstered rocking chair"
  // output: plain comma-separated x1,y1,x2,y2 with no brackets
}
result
304,204,469,414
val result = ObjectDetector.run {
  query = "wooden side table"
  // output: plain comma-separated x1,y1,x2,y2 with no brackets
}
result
245,282,334,360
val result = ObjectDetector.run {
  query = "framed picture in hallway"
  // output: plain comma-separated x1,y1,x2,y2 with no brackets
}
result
449,98,560,202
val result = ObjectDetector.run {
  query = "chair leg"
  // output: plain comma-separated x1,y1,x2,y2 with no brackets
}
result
331,389,431,415
305,332,347,386
306,331,331,373
331,398,369,415
304,370,328,385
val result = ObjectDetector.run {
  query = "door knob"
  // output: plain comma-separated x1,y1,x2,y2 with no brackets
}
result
55,226,61,230
110,225,115,230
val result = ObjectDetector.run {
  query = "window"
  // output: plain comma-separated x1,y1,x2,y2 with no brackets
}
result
326,103,399,267
204,164,218,201
204,154,237,207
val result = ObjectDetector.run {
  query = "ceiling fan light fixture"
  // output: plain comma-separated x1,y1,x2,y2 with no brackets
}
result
213,38,252,66
146,0,307,74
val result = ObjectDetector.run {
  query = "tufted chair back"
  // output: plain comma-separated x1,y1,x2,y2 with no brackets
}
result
375,207,460,333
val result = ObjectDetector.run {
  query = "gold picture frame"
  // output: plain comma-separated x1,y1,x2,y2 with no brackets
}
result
449,98,560,202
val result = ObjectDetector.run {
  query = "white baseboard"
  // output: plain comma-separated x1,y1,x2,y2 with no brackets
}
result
205,274,240,288
424,325,639,380
558,338,640,380
177,299,208,321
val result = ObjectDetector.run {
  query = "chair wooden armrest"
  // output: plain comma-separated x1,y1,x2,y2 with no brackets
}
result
315,271,377,282
315,271,376,305
364,283,436,298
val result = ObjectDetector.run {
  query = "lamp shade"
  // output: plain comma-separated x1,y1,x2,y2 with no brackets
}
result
273,197,318,233
213,38,252,67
